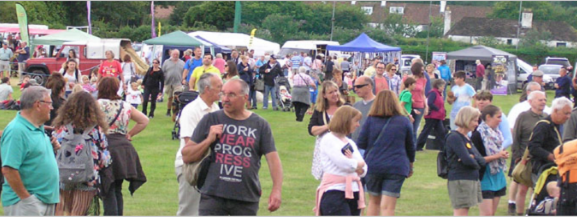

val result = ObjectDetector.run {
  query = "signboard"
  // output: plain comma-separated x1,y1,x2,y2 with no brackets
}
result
489,55,509,95
432,52,447,68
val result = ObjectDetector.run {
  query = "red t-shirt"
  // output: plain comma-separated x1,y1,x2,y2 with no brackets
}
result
374,77,389,94
99,60,123,78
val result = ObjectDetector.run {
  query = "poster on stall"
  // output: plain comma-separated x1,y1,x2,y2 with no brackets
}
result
490,55,509,95
432,52,447,68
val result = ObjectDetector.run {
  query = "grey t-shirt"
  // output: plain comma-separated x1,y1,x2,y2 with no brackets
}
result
161,59,185,86
0,83,13,101
191,110,276,202
352,99,374,142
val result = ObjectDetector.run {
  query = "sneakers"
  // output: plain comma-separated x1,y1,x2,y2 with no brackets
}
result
166,109,171,117
508,203,516,216
273,107,279,111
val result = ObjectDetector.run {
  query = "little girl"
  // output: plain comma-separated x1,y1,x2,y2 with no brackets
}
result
126,82,142,109
81,75,97,97
90,76,99,98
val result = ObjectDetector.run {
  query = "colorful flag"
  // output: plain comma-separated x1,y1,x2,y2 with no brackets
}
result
158,22,161,37
233,1,241,33
87,1,92,34
151,1,156,38
249,29,257,48
15,3,29,45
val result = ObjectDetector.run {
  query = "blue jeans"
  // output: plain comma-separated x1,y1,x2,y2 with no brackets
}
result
249,89,257,108
263,85,277,109
411,108,425,147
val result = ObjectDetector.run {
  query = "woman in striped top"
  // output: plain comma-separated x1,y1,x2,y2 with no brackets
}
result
291,66,317,122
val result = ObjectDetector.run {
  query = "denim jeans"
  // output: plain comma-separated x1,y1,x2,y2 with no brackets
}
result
263,85,277,109
249,89,257,108
411,108,425,147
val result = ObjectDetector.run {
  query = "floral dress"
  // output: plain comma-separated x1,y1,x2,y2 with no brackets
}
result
54,125,111,191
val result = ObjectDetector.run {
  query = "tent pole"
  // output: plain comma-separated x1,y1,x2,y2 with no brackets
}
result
425,1,432,63
330,1,336,41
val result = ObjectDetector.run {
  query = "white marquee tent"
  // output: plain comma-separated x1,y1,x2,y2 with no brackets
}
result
188,31,280,56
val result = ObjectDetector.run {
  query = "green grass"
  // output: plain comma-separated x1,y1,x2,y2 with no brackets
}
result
0,78,558,215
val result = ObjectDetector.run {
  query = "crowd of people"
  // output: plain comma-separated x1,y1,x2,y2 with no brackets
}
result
2,43,577,217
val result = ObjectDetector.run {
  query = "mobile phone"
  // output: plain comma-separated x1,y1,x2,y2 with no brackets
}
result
341,143,354,155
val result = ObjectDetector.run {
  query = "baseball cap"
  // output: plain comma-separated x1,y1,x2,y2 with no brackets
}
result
270,54,277,60
532,70,544,77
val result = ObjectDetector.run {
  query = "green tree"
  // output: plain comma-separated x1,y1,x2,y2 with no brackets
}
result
381,14,418,37
169,1,203,26
183,1,235,30
519,29,552,48
261,14,301,44
476,36,501,47
489,2,556,21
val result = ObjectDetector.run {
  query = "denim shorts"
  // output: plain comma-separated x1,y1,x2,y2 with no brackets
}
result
365,173,406,198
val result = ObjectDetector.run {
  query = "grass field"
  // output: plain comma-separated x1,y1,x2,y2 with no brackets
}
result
0,78,558,216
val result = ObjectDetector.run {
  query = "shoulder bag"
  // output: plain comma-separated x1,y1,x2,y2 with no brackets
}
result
512,148,533,187
437,131,457,179
311,111,329,180
183,113,217,190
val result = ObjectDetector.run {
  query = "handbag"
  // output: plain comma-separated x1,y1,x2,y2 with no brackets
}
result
255,78,265,92
183,148,212,189
512,148,533,187
311,111,329,180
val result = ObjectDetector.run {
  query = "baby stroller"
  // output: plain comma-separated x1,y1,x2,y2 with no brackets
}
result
171,90,199,140
527,163,559,216
275,76,293,112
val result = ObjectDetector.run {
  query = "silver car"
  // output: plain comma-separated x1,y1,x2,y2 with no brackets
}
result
538,64,563,89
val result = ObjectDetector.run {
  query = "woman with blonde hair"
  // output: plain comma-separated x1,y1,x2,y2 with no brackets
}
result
52,91,111,215
357,90,415,216
314,105,367,215
445,106,486,216
183,49,193,62
308,80,345,180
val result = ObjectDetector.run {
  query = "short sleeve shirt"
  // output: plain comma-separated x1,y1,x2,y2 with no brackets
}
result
450,84,476,116
291,56,302,69
191,110,276,202
162,59,185,86
183,58,203,82
1,112,59,206
191,65,221,91
399,89,413,115
99,60,123,78
16,46,29,62
0,83,13,101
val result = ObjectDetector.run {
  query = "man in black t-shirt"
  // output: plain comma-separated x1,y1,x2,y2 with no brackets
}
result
181,78,283,215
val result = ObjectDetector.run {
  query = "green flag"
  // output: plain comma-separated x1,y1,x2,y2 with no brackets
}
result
15,3,30,45
233,1,241,33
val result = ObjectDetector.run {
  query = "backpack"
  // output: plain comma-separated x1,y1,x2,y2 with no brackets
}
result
56,124,96,185
437,132,453,179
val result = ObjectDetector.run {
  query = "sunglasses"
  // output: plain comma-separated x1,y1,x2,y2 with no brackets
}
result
153,62,159,64
353,84,369,89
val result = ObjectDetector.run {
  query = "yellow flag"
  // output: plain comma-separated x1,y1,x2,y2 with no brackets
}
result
158,22,161,37
249,28,257,48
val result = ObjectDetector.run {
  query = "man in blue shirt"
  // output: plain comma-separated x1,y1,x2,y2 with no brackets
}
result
181,47,203,88
438,60,451,101
555,67,571,99
15,41,29,85
1,86,60,216
290,51,302,77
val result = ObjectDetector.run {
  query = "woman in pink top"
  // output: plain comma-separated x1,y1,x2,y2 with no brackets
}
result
402,62,429,145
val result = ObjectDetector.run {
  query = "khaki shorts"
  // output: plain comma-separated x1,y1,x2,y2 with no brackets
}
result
165,84,183,98
448,180,482,209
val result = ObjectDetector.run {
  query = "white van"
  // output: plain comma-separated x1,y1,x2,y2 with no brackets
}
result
516,58,553,89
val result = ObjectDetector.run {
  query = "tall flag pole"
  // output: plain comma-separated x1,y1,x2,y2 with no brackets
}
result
87,1,92,34
233,1,241,33
15,3,29,45
151,1,156,38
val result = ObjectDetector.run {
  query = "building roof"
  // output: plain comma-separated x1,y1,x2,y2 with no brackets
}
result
445,17,577,42
351,2,491,25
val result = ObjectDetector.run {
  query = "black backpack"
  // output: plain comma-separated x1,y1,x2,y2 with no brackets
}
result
437,132,452,179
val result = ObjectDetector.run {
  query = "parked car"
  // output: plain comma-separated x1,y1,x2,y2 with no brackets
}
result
516,59,553,89
25,39,148,85
545,57,572,68
400,54,421,75
539,64,563,89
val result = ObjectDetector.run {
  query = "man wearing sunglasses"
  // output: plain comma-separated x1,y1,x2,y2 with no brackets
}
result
352,76,375,151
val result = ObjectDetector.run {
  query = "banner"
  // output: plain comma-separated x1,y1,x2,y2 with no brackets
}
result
158,22,161,37
87,1,92,34
489,55,509,95
233,1,241,33
432,52,447,68
249,28,257,48
151,1,156,38
15,3,29,45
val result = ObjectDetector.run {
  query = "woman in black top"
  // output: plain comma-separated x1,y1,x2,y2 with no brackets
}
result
45,73,66,127
237,55,254,109
445,106,486,216
307,80,345,180
141,59,165,118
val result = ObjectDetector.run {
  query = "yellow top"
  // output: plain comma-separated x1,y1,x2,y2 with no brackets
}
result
191,65,220,90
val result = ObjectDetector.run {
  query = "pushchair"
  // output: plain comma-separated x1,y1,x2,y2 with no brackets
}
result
171,90,199,140
527,163,559,216
275,76,293,112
